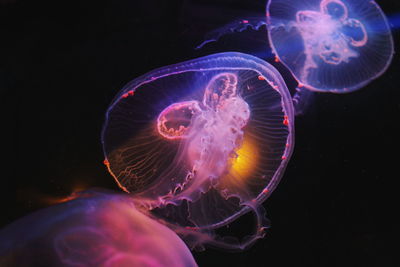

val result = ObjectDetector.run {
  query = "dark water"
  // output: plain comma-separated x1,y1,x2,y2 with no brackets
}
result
2,0,399,266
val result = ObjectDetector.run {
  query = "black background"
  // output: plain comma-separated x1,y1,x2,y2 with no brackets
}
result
2,0,400,266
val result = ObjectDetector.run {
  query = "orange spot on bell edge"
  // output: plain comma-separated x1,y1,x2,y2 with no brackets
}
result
283,115,289,126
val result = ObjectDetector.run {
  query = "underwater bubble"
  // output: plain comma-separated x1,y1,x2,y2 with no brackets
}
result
0,190,197,267
101,52,294,249
267,0,394,92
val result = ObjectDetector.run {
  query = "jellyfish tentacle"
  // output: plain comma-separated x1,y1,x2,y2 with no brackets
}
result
195,17,267,50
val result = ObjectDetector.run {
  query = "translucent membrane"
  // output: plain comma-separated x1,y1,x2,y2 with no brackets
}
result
101,52,294,249
0,190,197,267
267,0,394,92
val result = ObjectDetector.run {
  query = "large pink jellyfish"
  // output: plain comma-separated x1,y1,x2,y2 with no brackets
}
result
101,52,294,249
0,189,197,267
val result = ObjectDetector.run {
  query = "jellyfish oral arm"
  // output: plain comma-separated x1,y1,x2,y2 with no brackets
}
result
156,73,251,198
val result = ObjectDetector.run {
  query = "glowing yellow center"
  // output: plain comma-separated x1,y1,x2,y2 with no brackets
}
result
229,135,259,182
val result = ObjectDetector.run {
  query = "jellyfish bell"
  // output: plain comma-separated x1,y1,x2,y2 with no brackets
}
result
195,0,393,115
267,0,394,92
101,52,294,249
0,189,197,267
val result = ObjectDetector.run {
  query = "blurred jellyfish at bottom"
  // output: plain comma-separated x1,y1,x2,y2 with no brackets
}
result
0,189,197,267
102,52,294,250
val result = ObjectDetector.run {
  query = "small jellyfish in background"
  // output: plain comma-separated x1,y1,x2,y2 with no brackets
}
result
102,52,294,249
0,189,197,267
196,0,393,94
267,0,394,92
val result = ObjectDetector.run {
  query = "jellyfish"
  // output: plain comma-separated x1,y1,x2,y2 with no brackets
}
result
101,52,294,249
0,189,197,267
196,0,394,94
267,0,394,92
